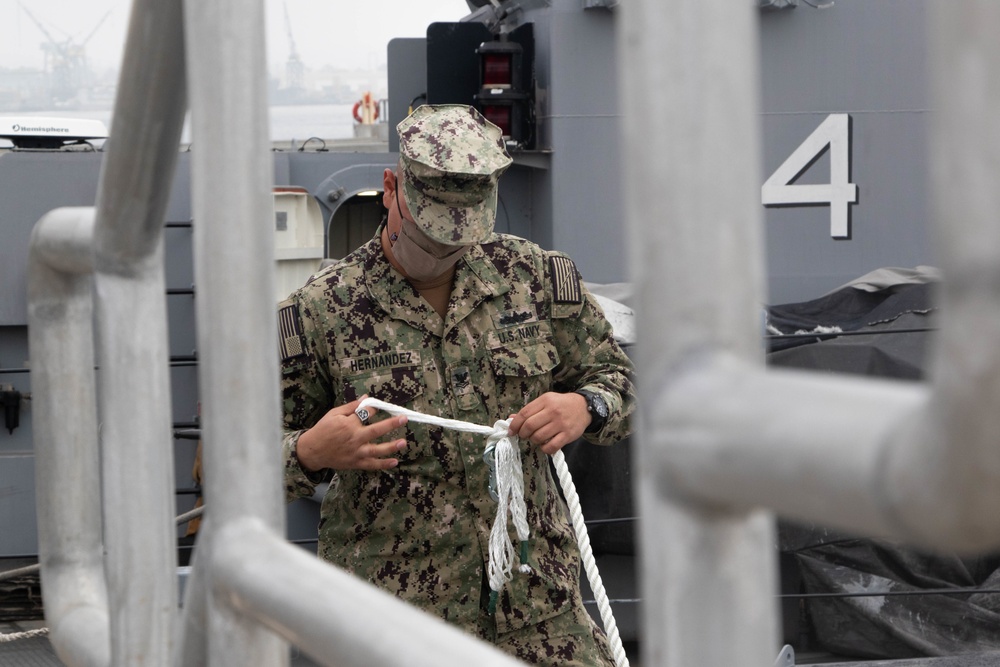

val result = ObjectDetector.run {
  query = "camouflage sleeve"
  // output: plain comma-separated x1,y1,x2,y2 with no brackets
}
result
545,251,636,444
278,296,335,500
282,429,331,501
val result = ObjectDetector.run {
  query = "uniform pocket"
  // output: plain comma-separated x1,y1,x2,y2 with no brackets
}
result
489,338,559,378
488,335,560,411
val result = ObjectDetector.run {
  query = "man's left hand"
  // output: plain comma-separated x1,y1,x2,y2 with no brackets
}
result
508,391,589,455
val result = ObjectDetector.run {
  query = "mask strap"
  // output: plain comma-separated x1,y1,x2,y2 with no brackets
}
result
392,176,407,245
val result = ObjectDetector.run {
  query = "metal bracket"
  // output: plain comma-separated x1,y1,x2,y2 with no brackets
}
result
759,0,798,10
0,384,21,435
483,443,499,502
774,644,795,667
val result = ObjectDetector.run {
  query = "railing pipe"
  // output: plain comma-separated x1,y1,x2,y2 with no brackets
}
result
618,2,779,666
895,0,1000,550
91,0,188,662
213,518,528,667
655,357,927,537
28,208,110,667
622,1,1000,665
627,0,1000,553
180,0,286,663
176,531,209,667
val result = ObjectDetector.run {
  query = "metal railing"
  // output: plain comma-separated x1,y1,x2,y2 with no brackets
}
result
27,0,524,665
620,1,1000,666
27,0,1000,666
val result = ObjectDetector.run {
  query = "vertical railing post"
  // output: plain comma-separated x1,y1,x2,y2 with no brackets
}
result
913,2,1000,543
181,0,287,664
28,208,110,667
618,3,778,666
619,2,1000,666
91,0,187,663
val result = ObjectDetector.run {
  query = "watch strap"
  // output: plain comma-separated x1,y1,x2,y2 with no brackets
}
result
576,389,608,434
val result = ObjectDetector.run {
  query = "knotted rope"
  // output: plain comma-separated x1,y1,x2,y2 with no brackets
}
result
357,398,530,611
357,397,629,667
483,418,533,612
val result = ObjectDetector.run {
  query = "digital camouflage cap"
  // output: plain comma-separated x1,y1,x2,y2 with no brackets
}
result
397,104,513,245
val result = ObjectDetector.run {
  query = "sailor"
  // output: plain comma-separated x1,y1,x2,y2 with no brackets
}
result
279,104,635,666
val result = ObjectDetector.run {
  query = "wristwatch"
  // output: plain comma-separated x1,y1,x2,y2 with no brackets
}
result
575,389,609,434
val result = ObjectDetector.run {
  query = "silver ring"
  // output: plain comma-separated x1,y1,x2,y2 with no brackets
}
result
355,407,370,424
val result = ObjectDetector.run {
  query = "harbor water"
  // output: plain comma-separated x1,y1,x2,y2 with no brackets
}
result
0,103,363,145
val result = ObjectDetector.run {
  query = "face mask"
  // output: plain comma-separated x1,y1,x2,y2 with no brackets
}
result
392,221,471,282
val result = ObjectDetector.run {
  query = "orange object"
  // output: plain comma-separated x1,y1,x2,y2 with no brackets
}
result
352,91,380,124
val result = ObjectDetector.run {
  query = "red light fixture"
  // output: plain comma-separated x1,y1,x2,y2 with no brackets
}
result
483,53,513,86
476,38,531,147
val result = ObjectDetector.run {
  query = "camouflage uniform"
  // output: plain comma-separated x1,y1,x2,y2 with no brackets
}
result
279,105,635,666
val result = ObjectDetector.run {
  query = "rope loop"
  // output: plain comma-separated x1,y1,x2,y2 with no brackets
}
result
486,421,532,597
357,398,532,597
354,397,628,667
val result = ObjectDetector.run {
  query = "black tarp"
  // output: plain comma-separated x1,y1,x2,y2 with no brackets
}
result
767,281,934,377
768,277,1000,659
561,434,634,555
789,531,1000,658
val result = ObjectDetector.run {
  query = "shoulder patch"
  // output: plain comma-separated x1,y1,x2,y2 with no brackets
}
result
278,303,307,362
549,255,582,304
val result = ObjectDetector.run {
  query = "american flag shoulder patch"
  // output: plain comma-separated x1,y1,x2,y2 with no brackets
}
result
278,304,306,362
550,255,582,304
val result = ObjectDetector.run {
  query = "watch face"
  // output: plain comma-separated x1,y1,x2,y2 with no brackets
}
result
593,395,609,419
580,390,608,434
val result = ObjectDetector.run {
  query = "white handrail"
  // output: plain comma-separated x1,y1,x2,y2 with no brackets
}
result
619,2,780,665
29,0,189,663
32,1,1000,666
91,0,188,661
179,0,287,663
28,208,109,667
28,0,532,663
621,1,1000,666
211,518,526,667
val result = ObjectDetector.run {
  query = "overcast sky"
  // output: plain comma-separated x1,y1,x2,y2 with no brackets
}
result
4,0,471,74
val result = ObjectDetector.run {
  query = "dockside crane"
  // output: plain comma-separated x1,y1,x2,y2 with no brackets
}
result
282,0,305,92
16,3,112,104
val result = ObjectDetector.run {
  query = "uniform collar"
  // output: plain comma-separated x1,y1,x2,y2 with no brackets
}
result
363,233,509,338
363,234,439,335
449,243,509,324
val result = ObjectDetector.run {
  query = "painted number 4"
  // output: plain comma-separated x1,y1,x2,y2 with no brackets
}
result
761,114,858,239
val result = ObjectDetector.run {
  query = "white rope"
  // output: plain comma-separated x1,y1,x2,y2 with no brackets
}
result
0,563,40,581
0,627,49,643
358,397,531,611
487,426,532,599
552,449,629,667
357,397,629,667
359,397,498,437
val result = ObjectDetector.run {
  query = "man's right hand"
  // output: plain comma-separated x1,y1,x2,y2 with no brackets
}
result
296,396,408,472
